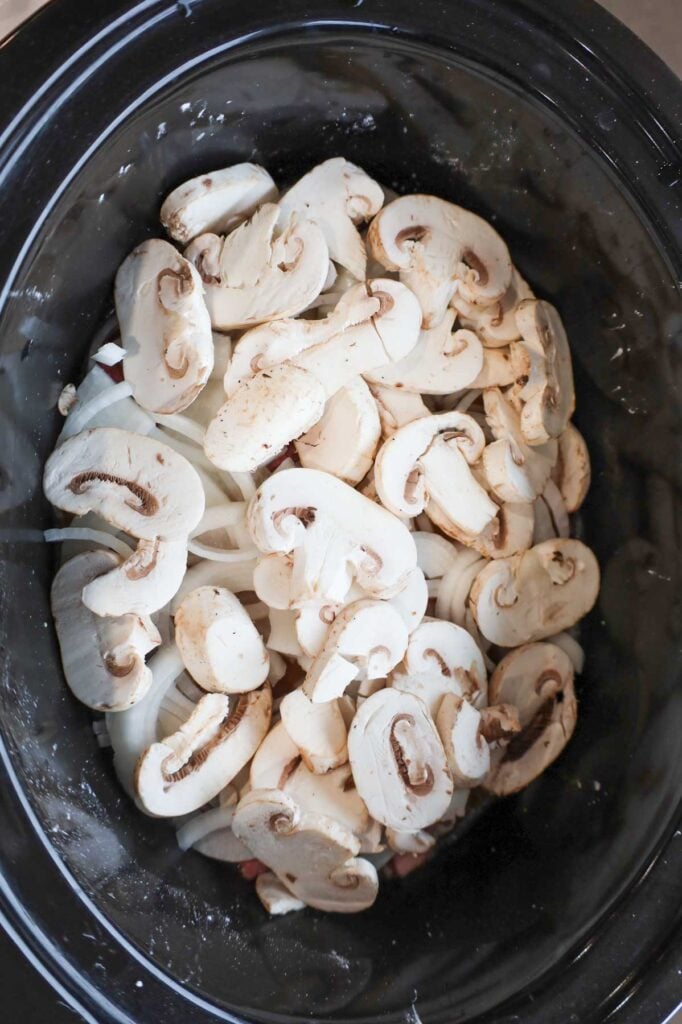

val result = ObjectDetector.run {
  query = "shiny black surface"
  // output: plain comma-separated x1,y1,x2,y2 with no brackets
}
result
0,2,680,1022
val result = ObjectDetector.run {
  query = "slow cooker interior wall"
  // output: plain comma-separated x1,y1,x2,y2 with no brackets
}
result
0,34,680,1022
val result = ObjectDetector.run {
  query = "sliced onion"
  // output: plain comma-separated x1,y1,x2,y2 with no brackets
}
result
187,539,259,562
60,381,133,439
170,560,256,612
177,805,236,851
547,631,585,673
191,503,247,537
155,413,206,446
229,472,257,501
44,527,134,560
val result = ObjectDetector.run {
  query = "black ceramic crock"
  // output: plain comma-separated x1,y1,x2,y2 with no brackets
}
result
0,1,680,1022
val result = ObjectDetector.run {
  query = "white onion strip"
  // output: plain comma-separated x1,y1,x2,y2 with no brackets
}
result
187,539,259,562
62,381,133,438
44,527,134,560
155,413,206,446
170,560,257,612
191,503,247,537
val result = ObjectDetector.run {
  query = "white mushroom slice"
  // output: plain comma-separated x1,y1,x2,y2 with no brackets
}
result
135,685,272,815
295,598,348,658
267,607,304,657
278,157,384,279
453,268,533,347
303,599,409,703
186,204,329,330
284,762,374,845
205,280,420,473
115,240,213,414
479,703,522,749
43,427,205,541
255,871,306,915
431,498,534,561
176,805,253,862
174,586,269,693
348,688,452,830
389,566,429,635
58,383,78,416
248,468,418,604
414,532,460,580
51,551,160,711
250,720,301,790
253,554,296,610
402,619,487,707
295,378,381,485
232,789,378,912
364,310,483,394
546,631,585,674
385,828,435,855
511,300,575,445
280,687,348,774
481,388,557,504
368,194,512,327
374,412,498,537
224,284,378,396
469,538,600,647
470,346,517,388
160,163,278,243
170,558,256,613
369,383,429,438
553,423,591,512
82,538,187,616
485,642,577,794
390,669,465,721
435,694,489,787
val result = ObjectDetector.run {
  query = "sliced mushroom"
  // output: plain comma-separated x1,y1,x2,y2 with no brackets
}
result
280,687,348,773
453,268,533,347
250,720,301,790
368,194,512,327
43,427,205,540
295,378,381,485
348,688,453,830
223,283,378,397
303,599,409,703
469,538,600,646
414,532,460,581
284,761,375,849
470,346,517,388
369,383,429,438
278,158,384,279
135,684,272,815
176,803,253,862
115,239,213,414
364,309,483,394
388,566,429,635
185,204,329,330
82,538,187,616
553,423,591,512
511,300,575,445
402,618,487,707
481,388,557,503
479,703,522,748
51,551,160,711
431,495,535,561
385,827,435,855
248,468,418,604
160,163,278,244
374,411,498,537
205,280,420,472
435,694,490,787
255,871,306,915
485,642,577,794
174,586,269,693
232,788,379,912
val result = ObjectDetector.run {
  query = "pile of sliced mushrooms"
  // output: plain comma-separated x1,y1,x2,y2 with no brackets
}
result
44,158,599,915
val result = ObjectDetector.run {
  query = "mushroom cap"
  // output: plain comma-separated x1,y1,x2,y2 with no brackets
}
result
374,411,497,537
485,642,577,794
135,684,272,815
430,496,534,561
160,163,278,244
367,194,512,327
402,618,487,707
364,309,484,394
187,204,329,330
284,761,373,845
469,538,600,646
554,423,591,512
295,377,381,486
435,694,490,787
481,388,557,504
232,788,379,912
174,586,270,693
51,550,161,711
512,300,575,445
43,427,205,541
248,468,418,602
369,383,429,437
453,268,533,347
204,361,327,473
303,598,409,703
115,239,213,414
388,566,429,635
280,687,348,774
348,688,453,830
278,157,384,279
82,537,187,617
